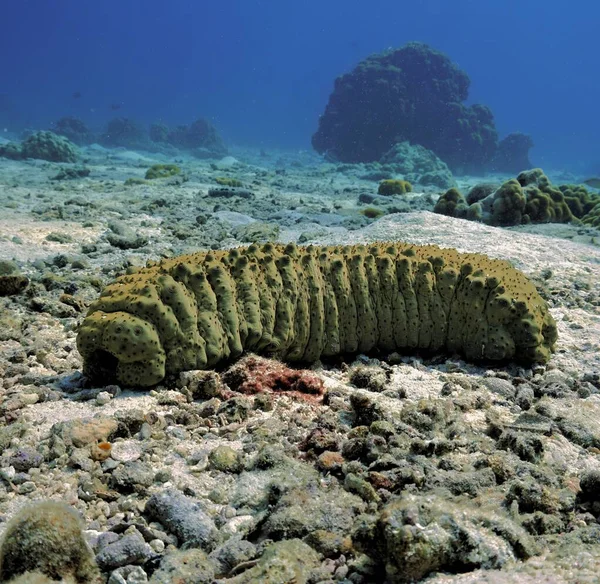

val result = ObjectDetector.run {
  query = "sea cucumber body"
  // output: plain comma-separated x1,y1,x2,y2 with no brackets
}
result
77,242,557,387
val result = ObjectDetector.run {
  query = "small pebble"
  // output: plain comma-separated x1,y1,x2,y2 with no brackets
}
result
149,538,165,553
96,391,112,406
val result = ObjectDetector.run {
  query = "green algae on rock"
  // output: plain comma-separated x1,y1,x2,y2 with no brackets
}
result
0,131,78,163
0,501,100,583
77,242,557,387
378,179,413,196
435,168,600,227
144,164,181,180
215,176,243,187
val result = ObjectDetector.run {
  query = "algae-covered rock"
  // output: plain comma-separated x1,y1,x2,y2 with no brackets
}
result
262,483,365,539
434,188,469,218
435,169,592,227
124,177,149,186
23,131,78,162
105,220,148,250
215,177,243,187
360,207,385,219
215,539,320,584
77,241,557,387
353,494,536,583
51,166,90,181
149,548,215,584
152,118,227,157
209,445,243,473
0,142,23,160
378,179,412,195
0,131,78,163
145,164,181,180
234,222,280,243
0,501,100,583
490,179,527,226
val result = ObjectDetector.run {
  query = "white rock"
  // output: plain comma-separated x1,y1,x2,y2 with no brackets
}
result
96,391,112,406
110,440,143,462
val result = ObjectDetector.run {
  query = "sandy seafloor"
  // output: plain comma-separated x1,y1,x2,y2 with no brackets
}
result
0,144,599,583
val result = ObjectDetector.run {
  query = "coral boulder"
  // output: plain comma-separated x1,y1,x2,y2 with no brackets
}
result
312,42,498,173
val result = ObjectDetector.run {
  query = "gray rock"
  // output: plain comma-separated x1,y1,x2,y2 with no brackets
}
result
541,369,575,389
508,412,552,435
303,212,345,226
358,192,393,205
9,447,43,472
211,539,320,584
536,397,600,449
209,537,257,576
106,220,148,250
212,211,256,226
96,532,152,570
418,169,455,189
110,461,155,493
536,369,575,398
269,210,305,226
515,384,535,410
480,377,516,399
108,565,148,584
149,548,215,584
145,489,220,551
97,531,120,550
262,483,365,540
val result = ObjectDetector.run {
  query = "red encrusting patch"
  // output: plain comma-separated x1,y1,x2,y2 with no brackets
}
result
222,354,324,401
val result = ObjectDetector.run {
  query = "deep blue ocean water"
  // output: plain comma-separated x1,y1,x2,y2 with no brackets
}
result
2,0,598,172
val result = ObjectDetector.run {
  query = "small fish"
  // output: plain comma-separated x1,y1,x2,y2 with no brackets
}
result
583,178,600,189
72,91,82,99
109,103,122,111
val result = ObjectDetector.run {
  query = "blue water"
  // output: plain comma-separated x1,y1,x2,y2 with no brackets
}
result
2,0,599,172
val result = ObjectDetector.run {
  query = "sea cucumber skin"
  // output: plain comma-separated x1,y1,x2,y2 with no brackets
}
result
77,242,557,387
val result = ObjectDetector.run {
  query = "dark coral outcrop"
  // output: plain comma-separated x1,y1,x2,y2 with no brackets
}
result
150,118,227,158
51,116,94,146
77,242,557,387
0,131,78,163
312,42,499,173
491,132,534,174
100,117,149,150
379,141,456,189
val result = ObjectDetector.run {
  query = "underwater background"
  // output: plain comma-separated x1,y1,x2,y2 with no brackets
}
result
1,0,599,171
2,2,600,583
